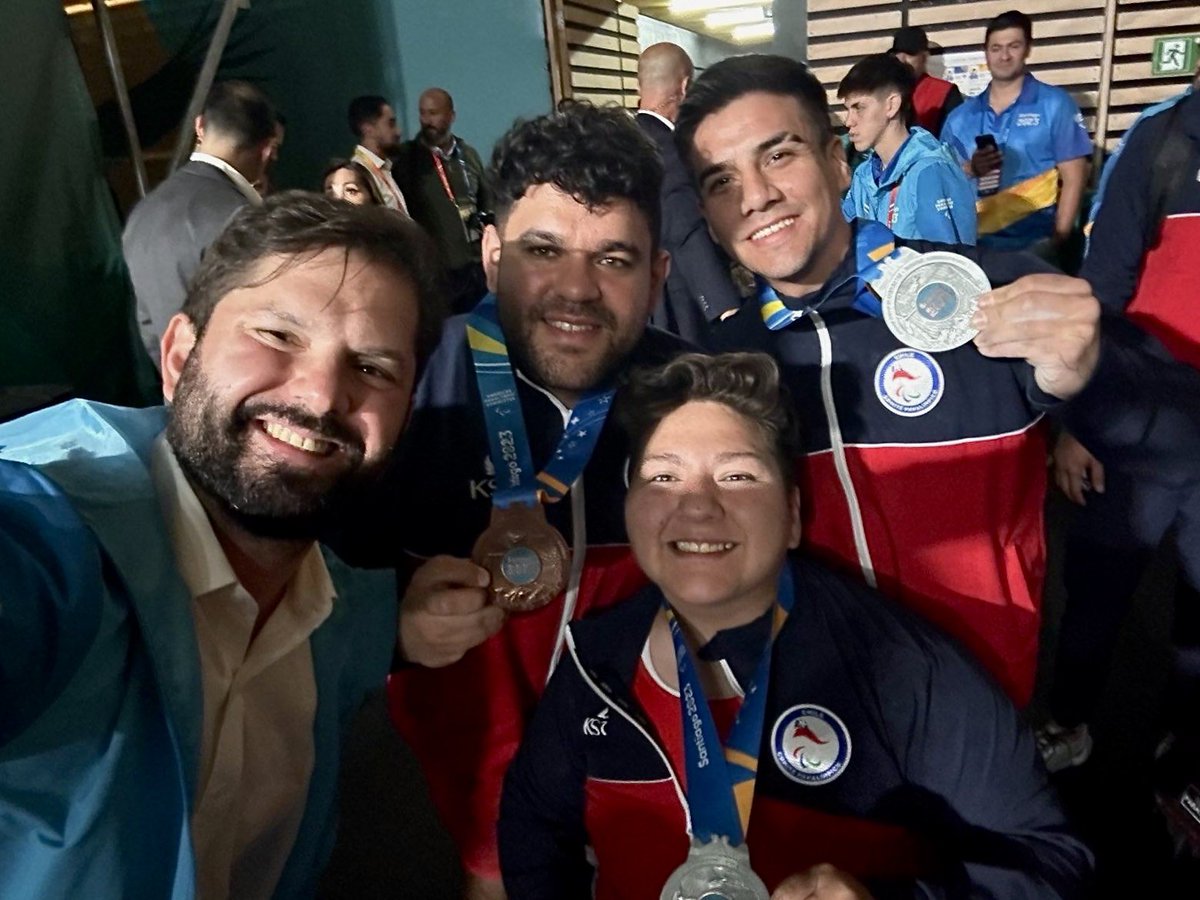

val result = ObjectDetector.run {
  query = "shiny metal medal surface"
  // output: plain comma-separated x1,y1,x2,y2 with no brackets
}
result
880,251,991,352
471,503,569,612
659,837,769,900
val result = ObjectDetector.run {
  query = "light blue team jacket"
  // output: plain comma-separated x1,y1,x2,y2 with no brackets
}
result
841,126,978,245
0,401,398,899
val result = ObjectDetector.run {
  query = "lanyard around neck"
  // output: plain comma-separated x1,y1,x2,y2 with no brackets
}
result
466,294,614,507
757,219,903,329
665,565,796,844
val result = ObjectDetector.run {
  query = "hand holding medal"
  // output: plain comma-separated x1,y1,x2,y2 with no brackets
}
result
970,273,1101,399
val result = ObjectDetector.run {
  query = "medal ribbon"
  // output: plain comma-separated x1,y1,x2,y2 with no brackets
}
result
665,566,796,845
466,293,614,508
757,219,903,329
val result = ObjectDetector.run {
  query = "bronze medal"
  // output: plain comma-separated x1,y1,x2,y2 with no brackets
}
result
471,503,570,612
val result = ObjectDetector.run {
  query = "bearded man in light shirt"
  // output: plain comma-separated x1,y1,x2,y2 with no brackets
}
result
0,193,445,899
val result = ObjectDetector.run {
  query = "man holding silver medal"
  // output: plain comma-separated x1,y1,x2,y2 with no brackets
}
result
674,54,1101,709
327,102,687,898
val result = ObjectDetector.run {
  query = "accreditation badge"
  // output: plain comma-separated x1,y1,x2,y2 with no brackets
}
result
471,502,570,612
879,251,991,352
660,836,769,900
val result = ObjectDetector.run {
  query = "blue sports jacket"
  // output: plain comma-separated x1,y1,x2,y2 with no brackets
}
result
0,401,397,899
841,126,978,245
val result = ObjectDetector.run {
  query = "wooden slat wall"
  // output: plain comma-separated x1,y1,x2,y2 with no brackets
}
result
1106,0,1197,149
808,0,1197,151
809,0,1106,131
557,0,641,108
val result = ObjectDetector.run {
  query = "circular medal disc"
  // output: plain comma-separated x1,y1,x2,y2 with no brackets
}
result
880,251,991,353
471,503,570,612
660,838,769,900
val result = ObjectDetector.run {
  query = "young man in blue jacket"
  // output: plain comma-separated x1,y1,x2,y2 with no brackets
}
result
0,193,444,899
839,53,977,244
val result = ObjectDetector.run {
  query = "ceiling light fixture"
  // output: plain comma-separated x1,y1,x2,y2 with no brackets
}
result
669,0,771,16
731,20,775,42
705,7,766,29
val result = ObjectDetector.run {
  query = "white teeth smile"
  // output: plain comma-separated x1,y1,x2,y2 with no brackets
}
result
673,541,735,554
750,217,795,241
262,421,335,455
548,319,597,333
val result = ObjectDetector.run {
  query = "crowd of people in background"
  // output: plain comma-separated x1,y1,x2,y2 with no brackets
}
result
4,5,1200,899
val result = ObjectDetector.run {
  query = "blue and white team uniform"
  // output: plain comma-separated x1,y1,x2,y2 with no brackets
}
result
841,126,978,244
942,74,1091,250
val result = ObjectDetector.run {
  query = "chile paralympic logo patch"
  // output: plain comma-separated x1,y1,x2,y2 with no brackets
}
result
874,348,944,417
771,705,852,785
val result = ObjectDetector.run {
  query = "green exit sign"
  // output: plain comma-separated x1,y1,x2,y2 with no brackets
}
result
1151,34,1200,77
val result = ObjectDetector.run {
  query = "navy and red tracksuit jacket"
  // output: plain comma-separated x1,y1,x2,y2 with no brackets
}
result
1083,88,1200,366
329,314,687,876
1075,88,1200,481
712,231,1058,706
498,556,1092,899
1066,88,1200,579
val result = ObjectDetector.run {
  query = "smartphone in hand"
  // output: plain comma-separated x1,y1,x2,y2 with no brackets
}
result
974,134,999,153
973,134,1002,195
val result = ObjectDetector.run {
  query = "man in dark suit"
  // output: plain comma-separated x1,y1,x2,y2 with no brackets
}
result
123,81,279,368
636,42,741,347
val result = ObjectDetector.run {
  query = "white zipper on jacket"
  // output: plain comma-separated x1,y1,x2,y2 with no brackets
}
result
548,476,587,677
809,310,877,588
568,630,693,834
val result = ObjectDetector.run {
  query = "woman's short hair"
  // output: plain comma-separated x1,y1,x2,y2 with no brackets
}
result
617,352,802,485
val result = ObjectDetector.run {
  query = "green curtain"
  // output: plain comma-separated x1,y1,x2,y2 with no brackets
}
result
0,0,154,414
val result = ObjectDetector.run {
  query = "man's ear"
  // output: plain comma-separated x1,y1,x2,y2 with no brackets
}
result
884,90,903,122
648,248,670,317
193,115,205,144
786,485,802,549
481,223,503,293
160,313,198,403
826,135,851,192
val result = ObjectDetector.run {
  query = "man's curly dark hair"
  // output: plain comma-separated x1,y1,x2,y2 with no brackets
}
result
488,100,663,246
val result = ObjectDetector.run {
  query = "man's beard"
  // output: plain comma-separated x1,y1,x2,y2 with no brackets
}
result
421,125,448,146
497,297,638,396
166,356,379,540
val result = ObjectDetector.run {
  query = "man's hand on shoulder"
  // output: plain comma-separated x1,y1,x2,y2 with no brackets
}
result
772,864,872,899
972,273,1101,400
398,555,504,667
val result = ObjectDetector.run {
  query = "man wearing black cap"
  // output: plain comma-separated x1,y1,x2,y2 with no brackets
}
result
890,25,962,137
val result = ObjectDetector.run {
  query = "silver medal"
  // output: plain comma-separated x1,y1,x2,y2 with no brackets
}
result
880,251,991,352
660,836,769,900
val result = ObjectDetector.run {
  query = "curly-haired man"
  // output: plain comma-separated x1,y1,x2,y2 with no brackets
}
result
327,101,689,897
